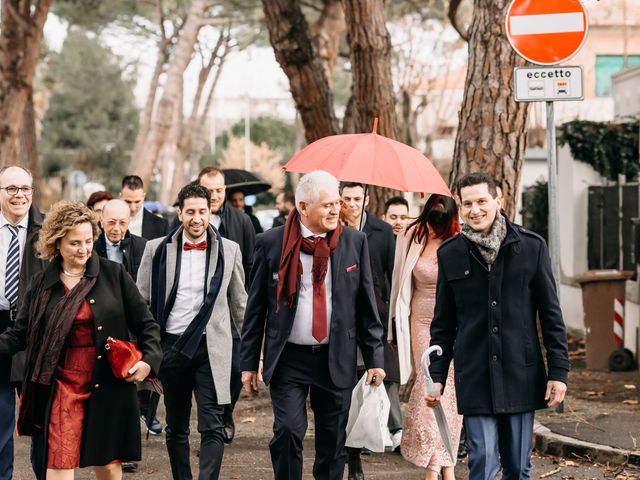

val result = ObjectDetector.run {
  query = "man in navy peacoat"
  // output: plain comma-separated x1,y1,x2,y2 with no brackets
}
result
428,172,569,480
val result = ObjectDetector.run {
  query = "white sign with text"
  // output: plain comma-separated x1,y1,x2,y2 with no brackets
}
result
514,66,584,102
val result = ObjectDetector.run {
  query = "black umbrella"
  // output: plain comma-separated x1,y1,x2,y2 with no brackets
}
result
223,169,271,196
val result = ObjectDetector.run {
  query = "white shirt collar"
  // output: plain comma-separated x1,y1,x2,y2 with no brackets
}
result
105,236,120,247
182,231,207,245
0,211,29,229
132,207,144,222
299,221,327,239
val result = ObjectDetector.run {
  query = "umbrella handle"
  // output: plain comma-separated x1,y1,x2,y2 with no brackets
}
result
421,346,443,396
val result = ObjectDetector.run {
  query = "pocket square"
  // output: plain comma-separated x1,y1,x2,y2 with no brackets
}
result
345,264,358,273
272,273,279,280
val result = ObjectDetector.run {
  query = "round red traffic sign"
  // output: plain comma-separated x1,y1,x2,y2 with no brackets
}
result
506,0,588,66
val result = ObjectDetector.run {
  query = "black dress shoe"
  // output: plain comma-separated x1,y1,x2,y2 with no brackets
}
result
347,448,365,480
222,416,235,444
458,425,468,459
122,461,138,473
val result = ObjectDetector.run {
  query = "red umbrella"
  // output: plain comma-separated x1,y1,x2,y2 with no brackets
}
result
284,119,452,197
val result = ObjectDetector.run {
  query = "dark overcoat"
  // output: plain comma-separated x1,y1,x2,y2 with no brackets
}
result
142,208,169,240
429,218,569,415
9,206,47,383
362,213,398,381
240,226,384,389
94,231,148,281
0,254,162,468
362,212,395,302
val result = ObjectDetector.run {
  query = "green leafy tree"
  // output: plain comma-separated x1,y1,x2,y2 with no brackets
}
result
212,116,297,164
39,29,139,191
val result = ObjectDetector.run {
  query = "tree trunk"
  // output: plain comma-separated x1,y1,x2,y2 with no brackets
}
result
131,40,171,163
171,39,229,202
449,0,530,219
341,0,400,216
17,88,42,203
130,0,209,187
0,0,52,166
158,81,184,205
309,0,346,88
262,0,339,143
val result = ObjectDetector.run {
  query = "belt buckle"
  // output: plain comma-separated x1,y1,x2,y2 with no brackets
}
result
311,345,323,354
9,307,16,323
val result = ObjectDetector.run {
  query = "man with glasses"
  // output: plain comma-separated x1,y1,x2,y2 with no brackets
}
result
0,166,46,480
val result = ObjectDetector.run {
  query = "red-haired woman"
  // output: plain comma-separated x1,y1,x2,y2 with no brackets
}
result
389,194,462,480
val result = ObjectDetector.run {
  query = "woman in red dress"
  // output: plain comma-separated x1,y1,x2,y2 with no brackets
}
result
0,201,162,479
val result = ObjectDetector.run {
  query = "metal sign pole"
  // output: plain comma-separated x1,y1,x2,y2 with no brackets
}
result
547,100,564,413
546,101,561,295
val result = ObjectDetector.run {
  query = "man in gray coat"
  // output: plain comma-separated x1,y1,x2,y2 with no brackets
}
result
137,184,247,480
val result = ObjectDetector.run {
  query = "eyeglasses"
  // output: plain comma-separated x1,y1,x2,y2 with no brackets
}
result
1,186,34,196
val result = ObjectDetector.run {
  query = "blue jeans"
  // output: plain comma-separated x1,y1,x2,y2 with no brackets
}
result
465,412,534,480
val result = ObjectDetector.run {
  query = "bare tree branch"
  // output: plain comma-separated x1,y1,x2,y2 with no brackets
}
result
300,0,323,12
6,1,30,31
448,0,469,41
198,15,263,25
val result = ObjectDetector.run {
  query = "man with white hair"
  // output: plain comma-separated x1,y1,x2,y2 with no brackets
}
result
94,199,148,282
240,170,385,480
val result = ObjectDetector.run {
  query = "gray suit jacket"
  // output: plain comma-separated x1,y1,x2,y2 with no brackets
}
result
136,226,247,404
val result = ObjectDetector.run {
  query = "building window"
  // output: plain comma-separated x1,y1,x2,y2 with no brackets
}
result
595,55,640,97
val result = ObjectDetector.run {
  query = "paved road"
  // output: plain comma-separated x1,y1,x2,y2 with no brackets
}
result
12,392,640,479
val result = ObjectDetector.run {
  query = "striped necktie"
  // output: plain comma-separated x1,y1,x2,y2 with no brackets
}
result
5,224,20,308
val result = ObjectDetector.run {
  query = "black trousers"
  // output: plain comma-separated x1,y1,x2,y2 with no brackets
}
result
269,344,352,480
161,334,225,480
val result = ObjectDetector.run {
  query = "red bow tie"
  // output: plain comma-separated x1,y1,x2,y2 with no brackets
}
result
183,241,207,251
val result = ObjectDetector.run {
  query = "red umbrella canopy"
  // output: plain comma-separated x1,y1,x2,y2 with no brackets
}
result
284,123,451,197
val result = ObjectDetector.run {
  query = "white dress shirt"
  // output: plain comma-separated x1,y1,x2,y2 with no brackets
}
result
165,233,208,335
129,207,143,237
210,214,221,230
288,223,332,345
105,237,124,264
0,212,29,311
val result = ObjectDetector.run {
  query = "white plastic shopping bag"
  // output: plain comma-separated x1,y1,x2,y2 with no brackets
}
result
344,373,391,452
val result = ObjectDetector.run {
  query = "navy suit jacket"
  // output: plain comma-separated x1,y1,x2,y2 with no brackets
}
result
240,226,384,389
142,209,169,241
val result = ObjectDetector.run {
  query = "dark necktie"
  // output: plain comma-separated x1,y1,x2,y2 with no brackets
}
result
5,225,20,308
309,237,328,342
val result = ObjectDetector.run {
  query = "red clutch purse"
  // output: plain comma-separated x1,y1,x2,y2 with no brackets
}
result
104,336,143,379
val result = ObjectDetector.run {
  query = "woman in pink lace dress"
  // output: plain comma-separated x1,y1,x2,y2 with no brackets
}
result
389,194,462,480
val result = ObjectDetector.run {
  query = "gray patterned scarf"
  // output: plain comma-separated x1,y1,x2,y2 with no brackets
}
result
462,213,507,265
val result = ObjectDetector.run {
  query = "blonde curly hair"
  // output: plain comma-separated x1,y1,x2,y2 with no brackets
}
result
37,201,100,260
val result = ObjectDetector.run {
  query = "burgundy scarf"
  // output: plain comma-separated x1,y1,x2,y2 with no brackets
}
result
26,268,97,386
276,208,342,310
18,261,96,435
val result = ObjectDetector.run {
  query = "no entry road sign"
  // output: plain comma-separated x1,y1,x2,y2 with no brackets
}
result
506,0,588,65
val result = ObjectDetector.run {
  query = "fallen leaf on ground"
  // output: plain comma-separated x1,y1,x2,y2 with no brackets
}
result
240,417,256,423
624,384,637,389
622,400,639,405
586,391,605,397
560,460,578,467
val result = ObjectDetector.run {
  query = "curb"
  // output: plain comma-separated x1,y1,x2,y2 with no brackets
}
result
533,421,640,467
